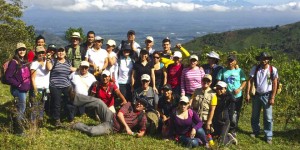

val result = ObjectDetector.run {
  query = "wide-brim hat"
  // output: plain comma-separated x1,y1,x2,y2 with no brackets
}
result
206,51,220,60
71,32,82,40
255,52,273,61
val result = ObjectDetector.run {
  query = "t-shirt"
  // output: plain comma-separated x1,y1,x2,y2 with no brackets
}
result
69,71,96,96
134,87,159,111
85,48,108,70
30,60,50,89
118,57,134,84
133,62,153,89
167,63,183,88
96,82,118,107
113,102,147,132
49,59,72,88
181,67,205,95
158,94,180,117
216,68,246,98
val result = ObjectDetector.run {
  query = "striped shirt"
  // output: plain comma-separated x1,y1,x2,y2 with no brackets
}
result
49,59,72,88
181,66,205,95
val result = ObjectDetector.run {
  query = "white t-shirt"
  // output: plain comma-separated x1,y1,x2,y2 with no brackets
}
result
118,57,134,84
107,51,117,75
85,48,108,69
30,60,50,89
249,65,278,94
69,71,96,96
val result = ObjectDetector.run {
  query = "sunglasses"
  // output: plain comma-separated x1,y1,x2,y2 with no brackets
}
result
202,79,211,83
18,48,26,51
215,87,223,90
81,66,89,70
154,57,160,59
37,51,45,55
179,101,188,105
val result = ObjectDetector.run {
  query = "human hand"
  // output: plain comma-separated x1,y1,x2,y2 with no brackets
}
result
126,126,133,135
246,94,251,103
121,101,127,105
269,98,275,105
190,128,196,138
175,44,182,49
153,87,158,94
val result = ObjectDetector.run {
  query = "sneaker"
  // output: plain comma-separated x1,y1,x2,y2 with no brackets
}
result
250,133,258,138
54,120,63,127
228,133,238,145
266,139,272,145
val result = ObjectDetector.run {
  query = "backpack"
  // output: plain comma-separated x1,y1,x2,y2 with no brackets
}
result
253,65,282,94
1,60,17,85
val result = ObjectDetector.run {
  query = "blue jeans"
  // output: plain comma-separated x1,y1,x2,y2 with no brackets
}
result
11,87,27,121
30,88,48,121
178,128,207,148
251,92,273,140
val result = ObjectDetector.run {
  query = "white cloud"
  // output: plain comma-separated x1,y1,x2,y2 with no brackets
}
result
253,2,300,12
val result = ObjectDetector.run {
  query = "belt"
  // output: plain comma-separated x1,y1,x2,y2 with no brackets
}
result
256,91,271,96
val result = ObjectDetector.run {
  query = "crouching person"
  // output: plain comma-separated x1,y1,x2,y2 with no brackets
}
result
72,93,147,137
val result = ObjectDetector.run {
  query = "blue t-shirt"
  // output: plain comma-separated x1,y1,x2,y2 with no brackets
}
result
216,68,246,98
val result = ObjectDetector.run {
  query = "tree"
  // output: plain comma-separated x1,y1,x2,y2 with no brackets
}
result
0,0,35,64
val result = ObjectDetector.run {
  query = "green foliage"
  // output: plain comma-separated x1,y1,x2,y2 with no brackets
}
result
64,27,85,42
0,0,35,64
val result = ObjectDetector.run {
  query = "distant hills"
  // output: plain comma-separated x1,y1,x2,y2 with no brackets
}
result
182,21,300,59
35,30,68,48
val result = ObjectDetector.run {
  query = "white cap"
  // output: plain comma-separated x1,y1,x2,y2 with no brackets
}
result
106,39,116,46
101,70,110,76
71,32,81,38
179,96,189,103
141,74,150,81
35,46,45,52
80,61,89,67
173,51,182,58
190,55,198,61
95,36,103,41
146,36,154,42
17,43,26,49
206,51,220,60
216,81,227,88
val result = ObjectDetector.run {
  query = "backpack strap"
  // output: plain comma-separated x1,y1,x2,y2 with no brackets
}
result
253,65,260,87
269,65,275,81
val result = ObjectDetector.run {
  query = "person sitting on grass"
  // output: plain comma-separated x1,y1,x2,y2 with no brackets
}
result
72,94,147,137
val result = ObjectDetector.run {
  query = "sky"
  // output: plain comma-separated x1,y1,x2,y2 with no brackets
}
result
22,0,300,12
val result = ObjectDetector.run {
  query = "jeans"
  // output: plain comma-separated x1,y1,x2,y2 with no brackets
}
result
229,96,243,133
251,92,273,140
178,128,207,148
11,87,27,121
50,85,75,121
72,93,114,136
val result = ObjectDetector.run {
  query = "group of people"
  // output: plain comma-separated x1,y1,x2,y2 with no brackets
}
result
4,29,278,147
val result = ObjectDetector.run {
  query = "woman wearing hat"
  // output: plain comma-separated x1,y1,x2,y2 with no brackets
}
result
5,43,31,135
202,51,223,88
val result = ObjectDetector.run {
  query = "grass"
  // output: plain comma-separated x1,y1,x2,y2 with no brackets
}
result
0,83,299,150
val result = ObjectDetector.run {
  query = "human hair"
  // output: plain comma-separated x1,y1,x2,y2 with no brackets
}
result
137,50,150,63
162,38,171,44
87,31,95,36
152,51,161,57
35,35,45,44
13,49,28,67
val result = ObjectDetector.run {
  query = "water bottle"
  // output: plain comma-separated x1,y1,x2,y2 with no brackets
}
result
206,134,215,147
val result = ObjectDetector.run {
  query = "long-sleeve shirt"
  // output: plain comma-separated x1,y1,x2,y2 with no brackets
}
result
181,67,205,95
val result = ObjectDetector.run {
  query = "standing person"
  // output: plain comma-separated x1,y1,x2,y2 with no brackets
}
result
213,81,238,146
65,32,84,68
151,51,167,95
181,55,205,99
28,35,46,62
168,96,207,148
189,74,217,132
46,47,76,126
85,36,108,75
246,52,278,144
202,51,223,88
80,31,95,57
117,30,141,60
142,36,155,59
5,43,31,135
216,54,246,135
117,45,134,102
166,51,183,94
105,39,117,83
30,46,50,122
131,50,152,91
89,70,127,113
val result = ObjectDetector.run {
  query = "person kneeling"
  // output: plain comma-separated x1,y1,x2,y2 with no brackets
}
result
72,94,147,137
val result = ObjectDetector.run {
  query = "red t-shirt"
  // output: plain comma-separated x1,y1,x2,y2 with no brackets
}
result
96,82,118,107
28,50,35,62
167,63,183,88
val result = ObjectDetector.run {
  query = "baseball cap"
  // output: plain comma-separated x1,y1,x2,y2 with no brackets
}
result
106,39,116,46
162,37,171,43
216,81,227,88
202,74,212,81
206,51,220,60
95,36,103,41
173,51,182,58
101,70,110,76
127,30,135,35
162,84,172,91
190,55,199,61
48,44,57,51
141,74,150,81
179,96,189,103
35,46,45,52
16,43,26,49
146,36,154,42
80,61,89,67
228,54,237,61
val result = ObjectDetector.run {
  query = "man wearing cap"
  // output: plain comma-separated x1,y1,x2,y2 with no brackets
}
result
65,32,85,68
166,51,183,94
190,74,217,132
213,81,238,145
117,30,141,58
89,70,127,113
216,54,246,136
85,36,108,75
142,36,155,59
202,51,223,88
80,31,95,56
72,94,147,137
181,54,205,99
246,52,278,144
105,39,118,83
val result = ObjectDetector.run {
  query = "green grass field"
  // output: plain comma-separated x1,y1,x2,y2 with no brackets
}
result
0,83,299,150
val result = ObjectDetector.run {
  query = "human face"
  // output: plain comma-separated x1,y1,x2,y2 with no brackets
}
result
135,101,146,111
260,57,270,66
173,57,181,64
178,101,189,112
153,54,160,63
36,39,45,46
72,37,80,46
123,50,131,56
101,75,110,84
207,57,216,65
163,89,172,98
227,59,236,69
94,40,103,49
36,51,45,60
56,49,66,59
162,42,171,52
215,86,226,95
106,45,115,52
145,40,153,49
141,53,149,61
141,80,150,89
17,48,26,58
87,33,95,44
127,33,135,41
201,78,211,89
80,66,89,75
190,59,198,67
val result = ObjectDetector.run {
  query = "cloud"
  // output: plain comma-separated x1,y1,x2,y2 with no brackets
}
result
23,0,300,12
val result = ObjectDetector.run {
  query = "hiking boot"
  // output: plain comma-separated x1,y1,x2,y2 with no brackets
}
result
266,139,272,145
228,133,238,145
54,120,63,127
250,133,258,138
